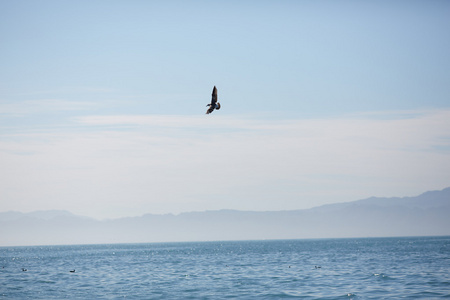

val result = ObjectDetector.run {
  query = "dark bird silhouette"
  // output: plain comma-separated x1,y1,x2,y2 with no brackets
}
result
21,268,27,271
206,86,221,114
70,270,75,273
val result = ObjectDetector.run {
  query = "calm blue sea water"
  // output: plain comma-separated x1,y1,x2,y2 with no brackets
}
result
1,236,449,299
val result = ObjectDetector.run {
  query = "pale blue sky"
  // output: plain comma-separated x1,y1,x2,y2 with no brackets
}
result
1,0,450,219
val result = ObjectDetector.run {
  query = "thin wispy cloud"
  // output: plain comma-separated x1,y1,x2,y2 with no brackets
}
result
0,99,97,116
1,109,449,219
74,110,450,151
14,86,116,97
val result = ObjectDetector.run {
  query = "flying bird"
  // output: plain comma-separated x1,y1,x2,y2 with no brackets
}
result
206,86,221,114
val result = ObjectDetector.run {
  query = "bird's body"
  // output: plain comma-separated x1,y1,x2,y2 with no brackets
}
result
206,86,221,114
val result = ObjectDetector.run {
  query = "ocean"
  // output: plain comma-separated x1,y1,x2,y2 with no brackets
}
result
1,236,449,299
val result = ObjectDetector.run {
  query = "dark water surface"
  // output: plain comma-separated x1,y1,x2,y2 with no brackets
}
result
1,236,449,299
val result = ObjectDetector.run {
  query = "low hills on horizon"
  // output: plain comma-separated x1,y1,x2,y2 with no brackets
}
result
1,187,449,246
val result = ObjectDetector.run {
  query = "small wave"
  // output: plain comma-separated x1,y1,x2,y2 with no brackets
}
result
373,273,393,280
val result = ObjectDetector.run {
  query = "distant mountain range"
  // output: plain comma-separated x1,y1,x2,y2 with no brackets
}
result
1,187,449,246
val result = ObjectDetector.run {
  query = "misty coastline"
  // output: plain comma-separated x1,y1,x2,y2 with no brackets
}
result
1,187,449,247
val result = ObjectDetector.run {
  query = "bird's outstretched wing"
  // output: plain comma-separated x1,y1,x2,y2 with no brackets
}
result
206,106,214,114
211,86,217,105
